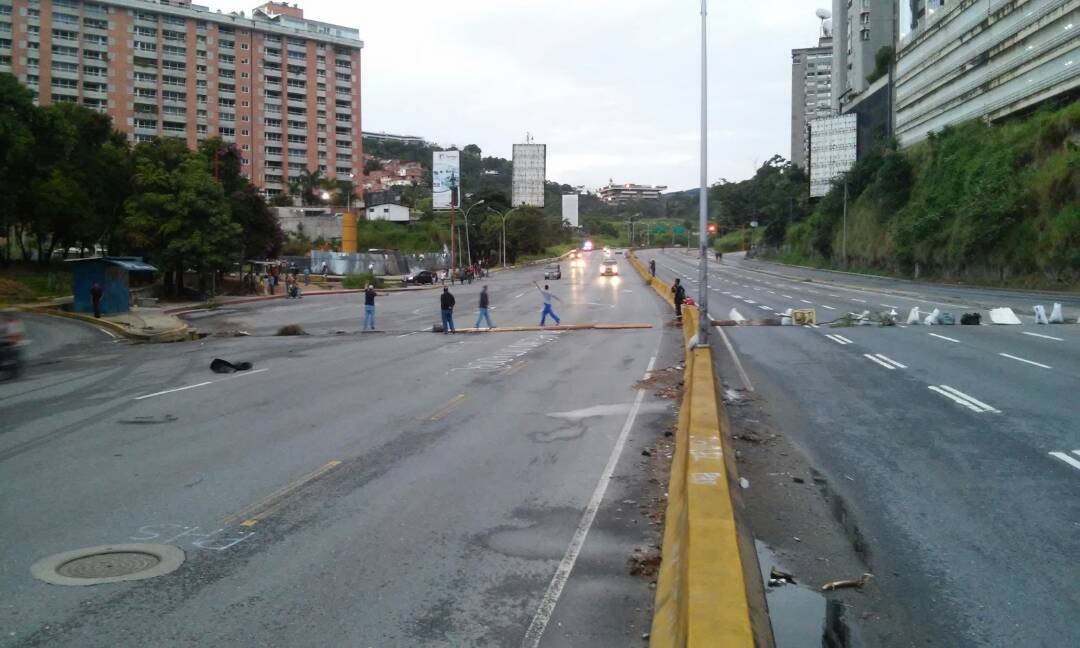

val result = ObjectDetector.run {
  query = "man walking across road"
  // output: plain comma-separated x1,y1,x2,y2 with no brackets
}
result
672,278,686,321
440,287,456,334
535,282,561,326
90,282,104,319
363,284,379,331
475,285,494,329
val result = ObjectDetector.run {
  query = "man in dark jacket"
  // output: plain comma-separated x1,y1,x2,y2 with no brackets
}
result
672,278,686,321
649,259,656,277
90,282,104,318
363,284,377,330
440,287,456,334
475,285,493,329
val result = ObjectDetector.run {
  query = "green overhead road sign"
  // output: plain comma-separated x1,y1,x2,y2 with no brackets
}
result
674,226,686,234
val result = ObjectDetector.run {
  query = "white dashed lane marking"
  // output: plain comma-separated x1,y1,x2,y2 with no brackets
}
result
1049,451,1080,472
999,353,1052,370
825,334,853,346
928,385,1000,414
929,333,960,343
1022,332,1064,342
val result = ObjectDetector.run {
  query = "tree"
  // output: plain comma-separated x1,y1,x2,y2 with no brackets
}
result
124,139,241,296
290,168,325,206
0,74,38,263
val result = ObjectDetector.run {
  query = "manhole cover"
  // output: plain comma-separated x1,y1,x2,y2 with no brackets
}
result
56,551,161,579
31,544,184,586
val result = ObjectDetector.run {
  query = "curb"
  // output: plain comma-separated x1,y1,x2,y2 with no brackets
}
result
627,252,769,647
18,306,190,342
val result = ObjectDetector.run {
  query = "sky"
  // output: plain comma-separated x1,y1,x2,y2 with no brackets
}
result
217,1,827,192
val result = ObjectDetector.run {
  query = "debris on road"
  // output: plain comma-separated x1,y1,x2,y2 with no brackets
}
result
210,358,254,373
768,567,797,587
821,573,873,591
276,324,308,336
961,313,981,325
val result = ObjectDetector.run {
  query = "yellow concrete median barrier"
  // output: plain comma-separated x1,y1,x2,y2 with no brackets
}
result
628,252,771,647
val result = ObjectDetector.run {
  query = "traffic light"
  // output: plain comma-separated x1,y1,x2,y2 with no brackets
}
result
707,223,718,234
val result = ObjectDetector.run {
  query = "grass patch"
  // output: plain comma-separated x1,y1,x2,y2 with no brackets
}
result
0,262,71,305
342,272,385,289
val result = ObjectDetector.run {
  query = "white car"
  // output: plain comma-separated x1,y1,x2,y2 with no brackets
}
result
600,259,619,276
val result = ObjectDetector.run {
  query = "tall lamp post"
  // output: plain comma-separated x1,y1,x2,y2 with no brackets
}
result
460,199,485,269
493,206,520,268
695,0,710,346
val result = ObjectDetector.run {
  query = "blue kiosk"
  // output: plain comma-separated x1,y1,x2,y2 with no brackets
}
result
66,257,158,315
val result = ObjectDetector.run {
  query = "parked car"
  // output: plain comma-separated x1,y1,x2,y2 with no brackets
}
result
600,259,619,276
405,270,438,285
543,263,562,280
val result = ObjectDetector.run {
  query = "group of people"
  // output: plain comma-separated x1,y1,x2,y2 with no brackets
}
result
254,262,309,297
360,280,562,334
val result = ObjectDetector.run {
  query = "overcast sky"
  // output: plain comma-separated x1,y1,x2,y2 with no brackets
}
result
219,1,826,191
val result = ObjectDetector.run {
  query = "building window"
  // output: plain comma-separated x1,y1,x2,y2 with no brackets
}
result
860,29,870,40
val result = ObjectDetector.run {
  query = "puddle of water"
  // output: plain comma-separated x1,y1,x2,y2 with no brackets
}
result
756,540,852,648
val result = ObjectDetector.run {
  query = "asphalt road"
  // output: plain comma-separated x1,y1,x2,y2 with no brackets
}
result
652,248,1079,647
0,254,679,647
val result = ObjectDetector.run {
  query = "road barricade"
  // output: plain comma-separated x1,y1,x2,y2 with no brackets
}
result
628,252,770,647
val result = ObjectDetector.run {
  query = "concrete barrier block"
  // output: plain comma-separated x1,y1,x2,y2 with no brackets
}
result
907,307,921,325
988,307,1022,325
1049,303,1064,324
1034,305,1049,325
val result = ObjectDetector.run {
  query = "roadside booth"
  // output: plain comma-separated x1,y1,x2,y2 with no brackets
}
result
66,257,158,315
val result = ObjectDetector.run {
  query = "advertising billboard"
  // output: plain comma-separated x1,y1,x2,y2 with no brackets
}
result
512,143,546,207
561,194,579,228
432,150,460,210
809,114,857,198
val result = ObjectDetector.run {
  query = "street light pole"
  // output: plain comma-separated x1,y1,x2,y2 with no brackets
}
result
696,0,710,345
842,179,848,268
460,200,485,269
499,206,519,268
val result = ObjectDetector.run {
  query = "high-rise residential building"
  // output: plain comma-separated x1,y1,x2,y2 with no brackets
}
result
790,33,833,171
831,0,897,112
0,0,363,197
894,0,1078,147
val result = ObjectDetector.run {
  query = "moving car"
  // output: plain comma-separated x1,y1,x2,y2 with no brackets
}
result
600,259,619,276
543,263,562,280
405,270,438,285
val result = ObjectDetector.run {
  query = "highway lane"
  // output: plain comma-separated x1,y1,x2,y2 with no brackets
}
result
655,248,1080,646
0,254,677,647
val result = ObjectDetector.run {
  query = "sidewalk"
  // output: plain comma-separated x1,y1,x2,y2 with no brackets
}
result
17,304,191,342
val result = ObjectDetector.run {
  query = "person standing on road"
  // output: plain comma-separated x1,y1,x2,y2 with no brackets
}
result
303,266,310,286
475,285,493,329
672,278,686,321
90,282,104,318
649,259,656,278
535,282,561,326
440,287,456,334
363,284,379,330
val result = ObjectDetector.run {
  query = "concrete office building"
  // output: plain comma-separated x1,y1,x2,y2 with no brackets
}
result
0,0,363,196
894,0,1079,146
596,181,667,204
791,33,833,171
832,0,897,112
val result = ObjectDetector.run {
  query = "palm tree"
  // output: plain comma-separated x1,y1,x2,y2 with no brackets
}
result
291,168,324,206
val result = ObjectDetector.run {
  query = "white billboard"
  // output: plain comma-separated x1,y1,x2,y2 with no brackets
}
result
561,194,579,228
512,143,546,207
809,114,857,198
432,150,460,210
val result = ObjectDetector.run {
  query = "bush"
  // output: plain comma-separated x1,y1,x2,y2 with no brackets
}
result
342,272,384,289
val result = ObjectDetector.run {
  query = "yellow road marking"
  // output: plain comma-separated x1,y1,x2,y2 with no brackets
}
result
429,393,466,421
221,460,343,527
502,360,529,377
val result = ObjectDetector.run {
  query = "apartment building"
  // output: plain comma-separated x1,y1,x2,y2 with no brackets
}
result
596,181,667,204
791,34,834,170
895,0,1078,146
0,0,363,196
831,0,896,112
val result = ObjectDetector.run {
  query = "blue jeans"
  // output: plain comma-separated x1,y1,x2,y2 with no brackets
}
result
540,303,560,326
475,308,493,329
441,309,455,333
363,304,375,330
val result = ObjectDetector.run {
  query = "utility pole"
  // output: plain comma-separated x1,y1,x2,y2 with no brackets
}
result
696,0,710,345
